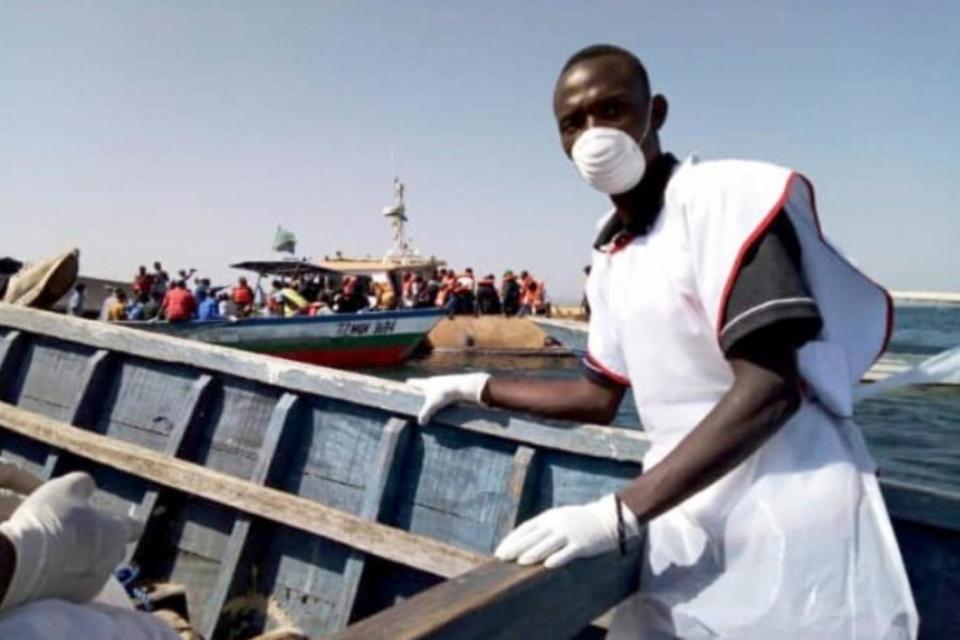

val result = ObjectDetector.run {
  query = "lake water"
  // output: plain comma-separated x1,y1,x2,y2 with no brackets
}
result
375,303,960,493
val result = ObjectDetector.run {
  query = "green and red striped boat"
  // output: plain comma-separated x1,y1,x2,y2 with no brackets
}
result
126,308,444,368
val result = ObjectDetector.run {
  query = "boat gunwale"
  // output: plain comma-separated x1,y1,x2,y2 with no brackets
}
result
2,304,957,534
0,304,653,464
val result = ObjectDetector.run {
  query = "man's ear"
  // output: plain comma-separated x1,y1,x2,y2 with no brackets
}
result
651,94,669,132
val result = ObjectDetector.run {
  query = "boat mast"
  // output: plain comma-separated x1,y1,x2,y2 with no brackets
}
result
382,176,414,263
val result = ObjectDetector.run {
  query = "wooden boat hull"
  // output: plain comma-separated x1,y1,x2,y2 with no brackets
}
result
123,308,444,368
0,305,956,638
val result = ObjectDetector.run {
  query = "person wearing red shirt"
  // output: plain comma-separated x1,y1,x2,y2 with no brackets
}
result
160,281,196,322
131,265,154,297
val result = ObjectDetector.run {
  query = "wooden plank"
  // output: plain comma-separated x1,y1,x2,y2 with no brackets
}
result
0,401,485,579
332,417,412,630
328,538,643,640
0,330,26,398
203,392,300,638
129,374,214,561
42,348,112,479
0,306,651,464
494,446,537,544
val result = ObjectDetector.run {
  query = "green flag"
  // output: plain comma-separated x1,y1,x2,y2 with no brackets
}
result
273,225,296,254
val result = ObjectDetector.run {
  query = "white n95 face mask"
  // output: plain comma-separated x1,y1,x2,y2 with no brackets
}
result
571,126,647,195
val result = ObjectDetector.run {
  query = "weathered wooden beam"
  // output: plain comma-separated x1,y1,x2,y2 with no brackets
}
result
128,374,214,563
332,417,412,630
0,330,26,400
203,392,301,639
0,306,651,464
329,538,643,640
494,446,537,545
42,348,113,479
0,401,485,579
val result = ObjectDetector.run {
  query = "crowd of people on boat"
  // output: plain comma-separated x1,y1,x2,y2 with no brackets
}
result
94,263,550,323
397,268,549,316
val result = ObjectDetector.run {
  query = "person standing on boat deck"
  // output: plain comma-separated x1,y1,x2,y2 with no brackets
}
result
67,283,86,317
408,44,917,639
150,262,169,298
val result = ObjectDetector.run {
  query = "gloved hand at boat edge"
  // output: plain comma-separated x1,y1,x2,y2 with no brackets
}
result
0,472,144,611
405,373,491,425
495,493,642,569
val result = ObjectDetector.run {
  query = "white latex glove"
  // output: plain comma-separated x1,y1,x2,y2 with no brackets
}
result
405,373,491,425
495,494,641,569
0,472,144,611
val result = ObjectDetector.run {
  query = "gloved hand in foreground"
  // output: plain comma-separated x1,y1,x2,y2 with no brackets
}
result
495,494,641,569
405,373,491,425
0,472,144,611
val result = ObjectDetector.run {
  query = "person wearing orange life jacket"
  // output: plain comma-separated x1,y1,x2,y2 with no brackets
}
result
230,276,255,317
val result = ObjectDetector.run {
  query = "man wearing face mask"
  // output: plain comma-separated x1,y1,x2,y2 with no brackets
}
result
407,44,916,638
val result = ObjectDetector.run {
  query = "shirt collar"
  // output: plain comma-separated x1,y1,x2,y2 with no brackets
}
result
593,152,679,252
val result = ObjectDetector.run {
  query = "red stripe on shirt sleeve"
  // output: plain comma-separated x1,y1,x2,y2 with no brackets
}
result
715,173,796,338
584,352,630,386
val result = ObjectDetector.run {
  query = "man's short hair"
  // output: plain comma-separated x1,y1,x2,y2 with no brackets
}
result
560,44,650,94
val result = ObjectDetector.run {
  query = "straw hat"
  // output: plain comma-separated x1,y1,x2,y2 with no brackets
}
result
2,248,79,309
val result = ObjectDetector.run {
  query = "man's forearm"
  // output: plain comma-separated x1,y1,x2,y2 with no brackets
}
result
619,359,800,524
483,377,625,424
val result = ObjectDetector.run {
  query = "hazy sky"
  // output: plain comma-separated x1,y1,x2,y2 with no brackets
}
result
1,2,957,302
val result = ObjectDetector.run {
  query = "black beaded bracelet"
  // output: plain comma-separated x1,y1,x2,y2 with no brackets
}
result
614,494,627,556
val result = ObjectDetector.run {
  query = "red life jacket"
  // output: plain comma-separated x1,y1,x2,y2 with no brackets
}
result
232,285,254,306
164,288,195,321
